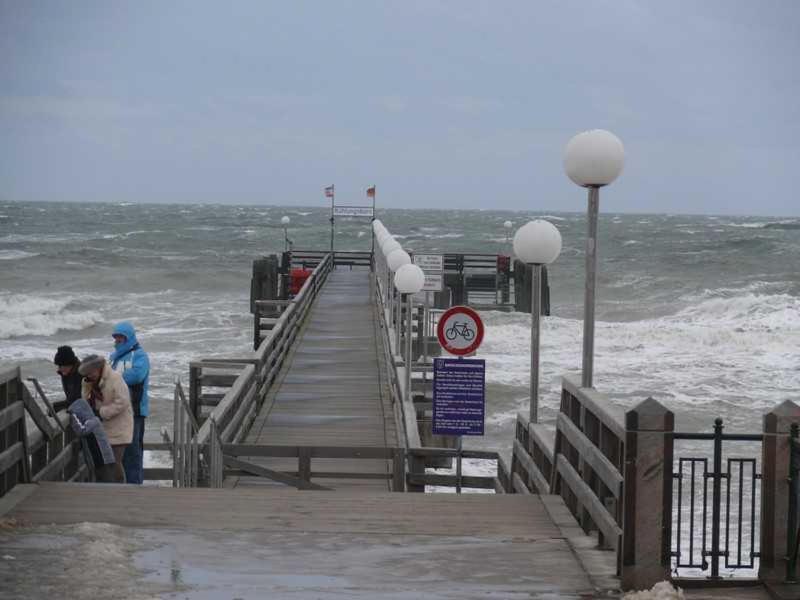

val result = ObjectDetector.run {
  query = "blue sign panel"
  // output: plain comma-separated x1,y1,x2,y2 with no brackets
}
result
432,358,485,436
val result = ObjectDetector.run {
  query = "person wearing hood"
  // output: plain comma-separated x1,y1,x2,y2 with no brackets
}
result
52,345,83,412
109,321,150,485
79,354,133,483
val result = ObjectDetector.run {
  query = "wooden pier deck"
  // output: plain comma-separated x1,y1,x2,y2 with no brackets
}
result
0,482,615,600
234,267,398,490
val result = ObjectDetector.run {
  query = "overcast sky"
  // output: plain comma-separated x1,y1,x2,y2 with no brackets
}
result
1,1,798,215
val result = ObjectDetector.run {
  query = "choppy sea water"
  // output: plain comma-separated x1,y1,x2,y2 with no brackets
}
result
1,201,799,476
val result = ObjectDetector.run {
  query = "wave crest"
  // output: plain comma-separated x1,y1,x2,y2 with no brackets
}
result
0,295,103,338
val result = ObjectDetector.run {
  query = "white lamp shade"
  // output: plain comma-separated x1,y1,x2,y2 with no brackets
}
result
513,220,562,265
281,216,290,225
503,220,513,229
563,129,625,187
386,248,411,272
377,232,390,247
394,264,425,294
382,238,401,256
372,219,383,231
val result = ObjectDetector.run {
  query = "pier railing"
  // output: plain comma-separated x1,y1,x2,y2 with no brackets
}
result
0,366,88,499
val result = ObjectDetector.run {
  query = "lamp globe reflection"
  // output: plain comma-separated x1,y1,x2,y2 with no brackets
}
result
563,129,625,188
394,264,425,294
513,220,562,265
386,248,411,272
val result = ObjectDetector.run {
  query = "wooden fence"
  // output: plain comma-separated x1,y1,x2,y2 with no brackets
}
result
0,366,88,499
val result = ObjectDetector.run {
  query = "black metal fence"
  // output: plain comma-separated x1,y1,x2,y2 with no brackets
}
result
672,418,763,579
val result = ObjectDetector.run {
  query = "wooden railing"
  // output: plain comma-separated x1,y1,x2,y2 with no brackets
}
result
0,367,87,499
511,374,624,561
288,249,372,269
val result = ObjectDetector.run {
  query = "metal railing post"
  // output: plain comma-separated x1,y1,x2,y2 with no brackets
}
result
788,423,799,582
710,418,724,579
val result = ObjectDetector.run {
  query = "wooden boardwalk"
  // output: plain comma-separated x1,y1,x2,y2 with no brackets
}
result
1,482,616,599
234,267,398,490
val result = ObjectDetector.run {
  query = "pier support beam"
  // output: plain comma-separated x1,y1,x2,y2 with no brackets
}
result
759,400,800,583
621,398,673,590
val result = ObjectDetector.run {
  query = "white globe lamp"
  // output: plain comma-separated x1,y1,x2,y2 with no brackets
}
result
394,264,425,294
382,238,401,256
281,215,290,226
386,248,411,272
513,220,562,265
563,129,625,188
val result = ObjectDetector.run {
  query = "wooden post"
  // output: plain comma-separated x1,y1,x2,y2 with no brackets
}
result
250,256,278,313
392,448,405,492
189,364,202,425
621,397,674,590
298,448,311,488
758,399,800,582
514,260,531,313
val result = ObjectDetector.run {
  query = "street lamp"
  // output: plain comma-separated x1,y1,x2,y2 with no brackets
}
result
387,248,411,354
281,215,292,252
394,263,425,408
513,220,562,423
563,129,624,389
503,220,513,245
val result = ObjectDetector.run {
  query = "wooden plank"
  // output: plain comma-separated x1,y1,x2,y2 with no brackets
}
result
556,412,623,499
21,382,58,438
529,423,555,460
224,444,398,460
512,472,532,495
31,441,79,483
0,442,24,475
223,455,330,491
0,402,24,432
407,448,499,461
561,375,625,442
555,454,622,550
513,439,550,494
406,473,497,489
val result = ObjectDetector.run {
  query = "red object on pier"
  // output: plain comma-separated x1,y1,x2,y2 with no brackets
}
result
497,255,510,273
289,268,312,295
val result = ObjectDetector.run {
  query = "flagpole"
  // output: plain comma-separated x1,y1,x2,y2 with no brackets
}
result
329,185,335,257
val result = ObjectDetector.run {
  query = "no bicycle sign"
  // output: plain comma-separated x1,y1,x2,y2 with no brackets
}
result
436,305,484,356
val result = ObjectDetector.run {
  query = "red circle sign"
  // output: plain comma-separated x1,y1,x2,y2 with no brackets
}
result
436,305,484,356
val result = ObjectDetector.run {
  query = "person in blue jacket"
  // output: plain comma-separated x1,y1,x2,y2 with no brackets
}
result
110,321,150,484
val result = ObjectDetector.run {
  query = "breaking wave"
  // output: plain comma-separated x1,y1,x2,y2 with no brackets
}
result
0,295,103,339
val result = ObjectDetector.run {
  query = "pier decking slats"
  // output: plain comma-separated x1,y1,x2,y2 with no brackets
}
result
241,268,397,490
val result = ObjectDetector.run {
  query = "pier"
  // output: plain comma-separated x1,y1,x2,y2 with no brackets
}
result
1,244,799,599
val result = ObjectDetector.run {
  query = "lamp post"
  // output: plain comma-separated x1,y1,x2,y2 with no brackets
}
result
563,129,624,389
281,215,291,253
386,248,411,354
513,220,562,423
394,263,425,408
503,220,513,250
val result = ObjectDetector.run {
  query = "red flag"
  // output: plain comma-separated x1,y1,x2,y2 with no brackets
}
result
324,185,334,198
366,186,376,198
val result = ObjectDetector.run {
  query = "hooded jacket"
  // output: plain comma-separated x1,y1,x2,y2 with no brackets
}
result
109,321,150,417
80,363,133,445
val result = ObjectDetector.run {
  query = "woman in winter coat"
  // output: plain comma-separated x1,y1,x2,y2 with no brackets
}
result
79,355,133,483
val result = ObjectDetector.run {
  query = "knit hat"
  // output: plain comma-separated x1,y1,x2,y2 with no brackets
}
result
53,345,79,366
78,354,106,376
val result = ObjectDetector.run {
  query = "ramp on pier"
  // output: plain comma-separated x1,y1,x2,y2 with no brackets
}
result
1,482,614,600
235,267,398,490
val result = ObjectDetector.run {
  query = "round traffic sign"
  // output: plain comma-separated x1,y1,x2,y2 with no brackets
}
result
437,305,484,356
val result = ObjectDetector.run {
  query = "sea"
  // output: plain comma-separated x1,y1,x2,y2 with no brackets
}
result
2,200,799,475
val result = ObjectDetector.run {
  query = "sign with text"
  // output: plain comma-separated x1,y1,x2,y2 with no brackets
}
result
432,358,485,436
422,272,443,292
333,205,374,217
413,254,444,271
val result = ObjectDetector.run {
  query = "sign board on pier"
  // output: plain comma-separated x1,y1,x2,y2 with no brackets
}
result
422,272,443,292
333,206,374,217
432,357,486,436
413,254,444,271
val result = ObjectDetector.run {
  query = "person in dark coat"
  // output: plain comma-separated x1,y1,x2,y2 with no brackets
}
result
52,345,83,412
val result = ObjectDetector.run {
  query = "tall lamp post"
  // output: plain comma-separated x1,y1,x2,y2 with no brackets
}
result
563,130,624,389
382,237,402,314
513,220,562,423
394,263,425,408
503,220,513,251
281,215,292,252
386,248,411,354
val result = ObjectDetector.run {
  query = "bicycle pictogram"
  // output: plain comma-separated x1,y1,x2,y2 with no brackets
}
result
445,321,475,342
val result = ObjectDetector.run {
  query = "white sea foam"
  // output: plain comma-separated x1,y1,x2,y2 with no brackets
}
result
476,289,800,423
0,250,39,260
0,295,103,339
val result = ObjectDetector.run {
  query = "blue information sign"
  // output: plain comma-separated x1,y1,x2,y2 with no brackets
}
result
432,358,486,436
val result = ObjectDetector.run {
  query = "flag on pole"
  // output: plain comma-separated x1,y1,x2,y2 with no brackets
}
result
366,186,376,198
324,185,334,198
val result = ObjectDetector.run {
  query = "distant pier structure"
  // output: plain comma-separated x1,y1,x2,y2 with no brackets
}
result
1,233,798,598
